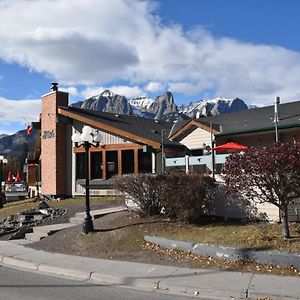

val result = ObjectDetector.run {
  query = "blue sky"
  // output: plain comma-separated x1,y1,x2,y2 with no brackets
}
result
1,0,300,135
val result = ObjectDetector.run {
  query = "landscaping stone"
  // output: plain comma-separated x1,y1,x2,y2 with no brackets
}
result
144,236,300,268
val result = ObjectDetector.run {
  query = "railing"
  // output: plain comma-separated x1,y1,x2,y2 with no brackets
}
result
165,154,229,172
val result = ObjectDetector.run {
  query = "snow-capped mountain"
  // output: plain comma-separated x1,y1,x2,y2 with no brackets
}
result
179,97,248,118
128,96,154,110
71,90,249,121
71,89,132,115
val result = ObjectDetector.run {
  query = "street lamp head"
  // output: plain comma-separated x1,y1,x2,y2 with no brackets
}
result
93,132,102,143
0,155,3,161
82,125,93,135
71,132,81,143
3,158,7,164
81,131,93,143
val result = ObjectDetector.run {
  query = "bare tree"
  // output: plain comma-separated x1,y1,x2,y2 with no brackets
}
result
223,142,300,239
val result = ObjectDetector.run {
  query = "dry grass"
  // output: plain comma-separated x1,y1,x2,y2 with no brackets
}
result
154,221,300,254
47,196,122,208
0,196,122,221
0,198,39,221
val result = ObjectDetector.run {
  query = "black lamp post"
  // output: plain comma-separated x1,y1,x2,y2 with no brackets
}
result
0,155,8,192
71,126,102,234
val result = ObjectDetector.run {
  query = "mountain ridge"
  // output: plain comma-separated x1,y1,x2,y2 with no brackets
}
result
71,90,249,121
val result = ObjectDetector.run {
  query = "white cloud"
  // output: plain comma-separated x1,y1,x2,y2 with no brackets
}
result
81,85,145,99
60,86,79,97
145,82,164,93
168,81,214,96
0,97,41,127
0,0,300,105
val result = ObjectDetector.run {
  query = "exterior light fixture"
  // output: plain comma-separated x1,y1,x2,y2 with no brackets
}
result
0,155,8,192
71,126,102,234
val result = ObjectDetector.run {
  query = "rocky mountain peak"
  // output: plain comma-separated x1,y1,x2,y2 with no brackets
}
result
73,89,132,115
70,90,249,121
148,91,178,119
179,97,248,118
101,89,115,97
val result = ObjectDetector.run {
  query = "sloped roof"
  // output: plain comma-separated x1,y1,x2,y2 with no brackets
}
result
169,118,221,140
208,100,300,136
170,100,300,139
58,106,186,149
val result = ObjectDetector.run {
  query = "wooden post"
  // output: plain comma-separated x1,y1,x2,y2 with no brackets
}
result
134,149,139,174
102,150,106,180
118,150,122,175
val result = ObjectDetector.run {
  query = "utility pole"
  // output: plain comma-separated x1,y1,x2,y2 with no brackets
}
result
161,129,166,173
274,96,280,143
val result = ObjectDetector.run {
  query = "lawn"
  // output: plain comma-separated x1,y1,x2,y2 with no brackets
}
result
0,196,122,221
154,221,300,254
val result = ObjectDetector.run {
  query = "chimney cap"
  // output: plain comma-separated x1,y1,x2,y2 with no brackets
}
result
51,82,59,91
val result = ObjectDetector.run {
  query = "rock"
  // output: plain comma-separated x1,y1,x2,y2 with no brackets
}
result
8,226,33,240
38,200,50,209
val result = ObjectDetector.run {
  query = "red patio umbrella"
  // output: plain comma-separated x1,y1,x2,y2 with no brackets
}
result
213,142,248,152
15,172,22,182
7,171,14,182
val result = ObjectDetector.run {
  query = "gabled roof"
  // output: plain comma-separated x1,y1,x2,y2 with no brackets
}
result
169,119,221,140
57,106,186,150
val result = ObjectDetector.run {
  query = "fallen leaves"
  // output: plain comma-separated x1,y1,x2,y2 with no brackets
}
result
143,241,300,277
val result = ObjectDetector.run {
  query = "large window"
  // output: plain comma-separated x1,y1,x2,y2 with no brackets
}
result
76,153,85,179
138,150,152,173
106,151,118,179
122,150,134,174
91,152,102,179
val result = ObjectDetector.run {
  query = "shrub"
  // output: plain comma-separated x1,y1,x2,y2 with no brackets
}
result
113,174,163,216
159,173,216,223
113,173,216,222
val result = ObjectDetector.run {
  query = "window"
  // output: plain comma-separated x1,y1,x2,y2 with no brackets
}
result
76,153,85,179
122,150,134,174
91,152,102,179
106,151,118,179
138,150,152,173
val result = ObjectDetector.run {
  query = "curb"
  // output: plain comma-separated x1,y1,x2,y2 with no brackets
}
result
1,256,38,271
145,236,300,268
1,254,299,300
0,254,240,299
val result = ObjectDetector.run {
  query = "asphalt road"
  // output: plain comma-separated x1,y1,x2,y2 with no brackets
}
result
0,266,201,300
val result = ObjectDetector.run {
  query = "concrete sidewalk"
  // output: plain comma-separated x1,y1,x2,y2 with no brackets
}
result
0,240,299,299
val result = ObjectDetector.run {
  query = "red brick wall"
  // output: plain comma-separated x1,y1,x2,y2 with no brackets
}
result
41,91,68,196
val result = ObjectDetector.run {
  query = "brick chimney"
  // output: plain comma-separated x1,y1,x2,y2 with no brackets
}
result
41,83,69,197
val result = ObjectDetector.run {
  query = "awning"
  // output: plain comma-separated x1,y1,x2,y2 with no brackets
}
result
213,142,248,152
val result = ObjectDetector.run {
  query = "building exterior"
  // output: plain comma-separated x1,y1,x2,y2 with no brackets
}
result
39,89,185,198
35,86,300,222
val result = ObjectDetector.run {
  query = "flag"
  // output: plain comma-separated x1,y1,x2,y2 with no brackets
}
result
26,124,32,135
15,172,22,182
7,172,14,182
